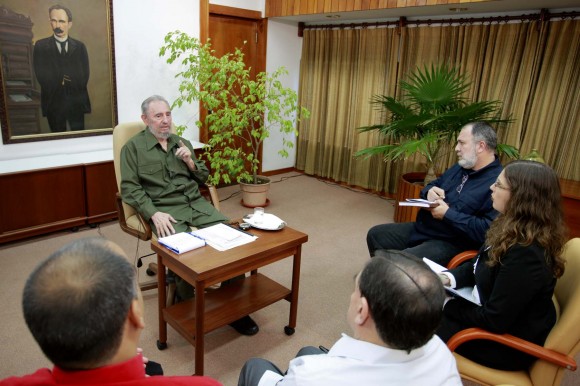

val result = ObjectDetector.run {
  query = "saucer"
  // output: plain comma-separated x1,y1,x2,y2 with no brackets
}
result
243,213,286,231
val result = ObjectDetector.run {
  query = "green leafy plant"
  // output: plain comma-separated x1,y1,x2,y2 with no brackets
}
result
160,31,309,185
356,63,518,183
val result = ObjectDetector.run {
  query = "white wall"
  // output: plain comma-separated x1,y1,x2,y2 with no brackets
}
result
210,0,264,15
114,0,199,126
262,20,303,172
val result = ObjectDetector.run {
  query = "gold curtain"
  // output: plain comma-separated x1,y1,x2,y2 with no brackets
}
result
296,19,580,193
296,27,400,191
520,20,580,180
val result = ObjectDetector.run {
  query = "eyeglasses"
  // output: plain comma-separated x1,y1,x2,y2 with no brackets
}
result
456,174,469,194
493,180,510,191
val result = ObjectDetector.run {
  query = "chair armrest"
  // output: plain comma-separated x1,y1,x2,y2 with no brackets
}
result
200,183,221,212
447,327,577,370
447,250,478,269
115,193,152,241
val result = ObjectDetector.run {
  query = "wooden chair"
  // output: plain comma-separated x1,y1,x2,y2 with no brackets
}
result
446,238,580,386
112,121,221,299
447,250,478,269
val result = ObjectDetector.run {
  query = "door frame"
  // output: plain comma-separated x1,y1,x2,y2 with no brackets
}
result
199,2,267,144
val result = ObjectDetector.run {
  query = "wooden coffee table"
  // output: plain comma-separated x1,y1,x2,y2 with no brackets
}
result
151,225,308,375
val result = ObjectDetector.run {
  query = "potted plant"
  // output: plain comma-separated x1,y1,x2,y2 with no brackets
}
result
160,31,309,207
355,63,519,185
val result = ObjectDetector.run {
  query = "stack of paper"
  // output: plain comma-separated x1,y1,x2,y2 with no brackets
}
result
398,199,438,208
158,232,206,254
191,223,257,251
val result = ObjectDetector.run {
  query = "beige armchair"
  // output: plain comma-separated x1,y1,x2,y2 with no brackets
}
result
112,121,221,296
447,238,580,386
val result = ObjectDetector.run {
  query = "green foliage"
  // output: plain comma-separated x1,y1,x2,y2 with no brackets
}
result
356,63,518,174
160,31,310,185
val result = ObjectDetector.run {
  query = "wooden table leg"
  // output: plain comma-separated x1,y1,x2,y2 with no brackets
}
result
285,246,302,335
194,279,205,375
157,254,168,349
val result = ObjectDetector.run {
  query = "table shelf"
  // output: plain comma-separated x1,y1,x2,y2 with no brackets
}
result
163,273,291,346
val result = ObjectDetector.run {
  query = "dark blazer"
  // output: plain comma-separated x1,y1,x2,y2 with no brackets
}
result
411,158,502,251
32,36,91,115
439,243,557,370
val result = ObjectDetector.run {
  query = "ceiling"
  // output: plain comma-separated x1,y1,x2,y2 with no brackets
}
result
272,0,580,24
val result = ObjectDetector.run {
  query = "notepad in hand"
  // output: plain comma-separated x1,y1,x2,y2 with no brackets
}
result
422,257,481,306
158,232,206,254
398,198,439,208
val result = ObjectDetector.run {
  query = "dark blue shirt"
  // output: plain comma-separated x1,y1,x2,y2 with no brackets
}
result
409,157,502,251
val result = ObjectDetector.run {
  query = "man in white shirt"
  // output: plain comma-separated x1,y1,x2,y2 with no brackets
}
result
238,250,462,386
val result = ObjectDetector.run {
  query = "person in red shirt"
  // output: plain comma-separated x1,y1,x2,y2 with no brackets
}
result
0,237,221,386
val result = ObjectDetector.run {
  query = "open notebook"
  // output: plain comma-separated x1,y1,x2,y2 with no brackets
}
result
423,257,481,306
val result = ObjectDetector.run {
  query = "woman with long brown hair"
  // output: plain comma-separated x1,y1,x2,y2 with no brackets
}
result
436,160,568,370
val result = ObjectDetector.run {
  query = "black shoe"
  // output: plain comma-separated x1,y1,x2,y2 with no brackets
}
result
229,315,259,336
145,360,164,376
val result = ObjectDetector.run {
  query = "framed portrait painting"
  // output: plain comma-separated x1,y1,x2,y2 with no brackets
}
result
0,0,117,144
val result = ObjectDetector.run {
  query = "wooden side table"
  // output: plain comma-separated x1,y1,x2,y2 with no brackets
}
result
151,225,308,375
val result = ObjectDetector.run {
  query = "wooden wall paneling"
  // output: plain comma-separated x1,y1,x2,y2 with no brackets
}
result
286,0,294,16
0,161,119,244
0,166,86,243
84,161,118,224
324,0,333,13
267,0,280,17
300,0,309,14
308,0,317,13
265,0,489,17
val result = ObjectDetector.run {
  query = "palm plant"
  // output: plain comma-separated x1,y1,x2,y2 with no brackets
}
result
356,63,518,183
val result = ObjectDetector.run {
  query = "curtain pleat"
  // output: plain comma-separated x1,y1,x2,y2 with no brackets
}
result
520,20,580,180
297,27,400,191
296,19,580,193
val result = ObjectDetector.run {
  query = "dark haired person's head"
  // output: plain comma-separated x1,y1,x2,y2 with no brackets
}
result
48,5,73,39
497,160,561,218
22,238,139,370
49,4,73,22
353,251,445,352
487,160,567,277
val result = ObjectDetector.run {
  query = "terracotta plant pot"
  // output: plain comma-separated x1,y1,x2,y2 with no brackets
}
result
240,176,271,208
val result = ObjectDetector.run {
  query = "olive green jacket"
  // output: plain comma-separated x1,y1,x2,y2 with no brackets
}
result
120,128,227,233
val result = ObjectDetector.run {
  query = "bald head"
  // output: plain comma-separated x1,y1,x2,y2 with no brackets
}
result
22,238,137,370
359,251,445,351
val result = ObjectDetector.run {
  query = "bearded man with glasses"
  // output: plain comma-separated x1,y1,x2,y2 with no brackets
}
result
367,122,502,266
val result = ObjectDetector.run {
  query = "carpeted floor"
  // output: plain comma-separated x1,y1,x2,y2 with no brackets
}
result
0,172,577,385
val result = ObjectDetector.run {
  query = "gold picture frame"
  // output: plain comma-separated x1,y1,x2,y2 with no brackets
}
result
0,0,117,144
